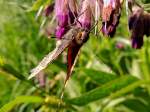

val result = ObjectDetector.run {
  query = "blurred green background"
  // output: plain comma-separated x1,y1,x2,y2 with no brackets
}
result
0,0,150,112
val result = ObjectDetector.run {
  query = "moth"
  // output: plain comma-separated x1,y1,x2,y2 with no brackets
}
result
29,0,126,82
29,26,89,84
29,0,95,84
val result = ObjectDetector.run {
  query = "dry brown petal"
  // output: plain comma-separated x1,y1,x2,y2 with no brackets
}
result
102,5,113,22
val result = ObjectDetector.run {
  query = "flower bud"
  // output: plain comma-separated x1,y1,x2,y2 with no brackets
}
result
44,3,55,17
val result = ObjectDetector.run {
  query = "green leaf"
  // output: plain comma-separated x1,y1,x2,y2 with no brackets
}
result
28,0,44,11
44,0,53,6
109,80,149,99
97,49,120,75
0,96,44,112
121,99,149,112
29,0,53,11
0,63,26,81
133,87,150,108
81,68,118,84
66,75,138,106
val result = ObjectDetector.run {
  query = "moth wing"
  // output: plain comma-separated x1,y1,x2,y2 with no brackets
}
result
65,43,81,84
28,28,78,79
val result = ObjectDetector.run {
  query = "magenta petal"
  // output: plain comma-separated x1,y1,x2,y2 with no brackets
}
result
55,27,66,39
80,21,91,30
78,0,92,30
57,14,69,27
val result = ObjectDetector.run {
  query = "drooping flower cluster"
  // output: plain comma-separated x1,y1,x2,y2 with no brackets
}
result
101,0,123,37
128,1,150,49
53,0,123,39
29,0,150,81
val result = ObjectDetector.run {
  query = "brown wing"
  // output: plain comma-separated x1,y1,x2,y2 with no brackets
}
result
29,27,79,79
65,41,81,84
64,30,89,84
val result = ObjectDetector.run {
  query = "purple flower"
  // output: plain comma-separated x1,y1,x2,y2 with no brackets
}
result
55,0,69,39
128,7,145,49
55,27,67,39
101,0,122,37
68,0,78,24
77,0,92,30
54,0,78,39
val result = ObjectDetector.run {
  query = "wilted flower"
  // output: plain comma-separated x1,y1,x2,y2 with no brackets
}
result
128,5,150,49
101,0,122,37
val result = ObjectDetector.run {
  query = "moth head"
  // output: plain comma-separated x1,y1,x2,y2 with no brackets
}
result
75,30,89,45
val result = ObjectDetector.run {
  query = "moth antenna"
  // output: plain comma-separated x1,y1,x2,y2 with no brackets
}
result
73,8,88,27
88,21,98,34
63,8,88,29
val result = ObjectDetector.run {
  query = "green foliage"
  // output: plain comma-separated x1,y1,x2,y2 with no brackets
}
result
77,68,118,84
28,0,53,11
0,0,150,112
66,76,138,106
0,96,43,112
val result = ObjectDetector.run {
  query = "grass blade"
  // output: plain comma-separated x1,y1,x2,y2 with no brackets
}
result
0,96,43,112
66,75,138,106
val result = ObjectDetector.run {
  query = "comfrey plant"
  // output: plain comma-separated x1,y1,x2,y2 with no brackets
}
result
128,1,150,49
29,0,150,83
